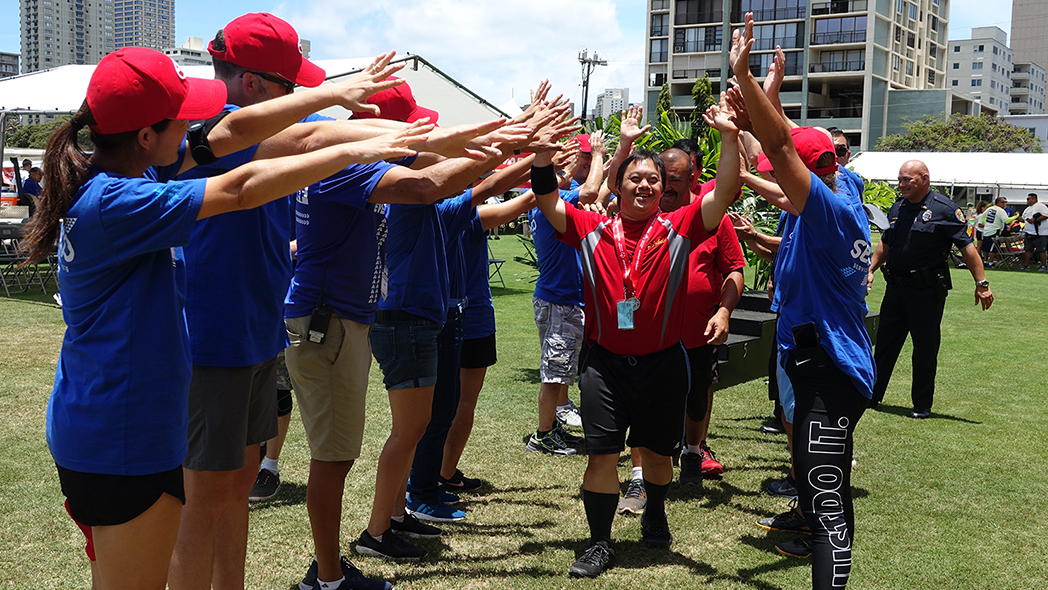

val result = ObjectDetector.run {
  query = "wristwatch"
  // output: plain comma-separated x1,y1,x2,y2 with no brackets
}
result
975,280,990,288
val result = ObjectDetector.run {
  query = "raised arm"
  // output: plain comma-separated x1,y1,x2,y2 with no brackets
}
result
578,130,607,205
199,122,430,219
478,191,537,230
729,13,812,213
701,96,743,232
741,169,799,216
607,104,649,195
729,212,780,262
530,151,569,234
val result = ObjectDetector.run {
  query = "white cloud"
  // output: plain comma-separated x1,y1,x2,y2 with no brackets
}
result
273,0,646,115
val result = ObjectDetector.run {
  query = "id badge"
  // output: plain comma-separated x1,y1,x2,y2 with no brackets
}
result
616,297,640,330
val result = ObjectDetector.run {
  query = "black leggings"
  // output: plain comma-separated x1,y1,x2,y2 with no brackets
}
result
786,345,867,590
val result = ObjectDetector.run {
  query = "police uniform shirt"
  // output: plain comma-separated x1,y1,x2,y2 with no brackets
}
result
883,190,972,272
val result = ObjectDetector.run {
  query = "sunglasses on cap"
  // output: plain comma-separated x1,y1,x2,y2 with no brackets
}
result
834,144,849,157
244,70,296,95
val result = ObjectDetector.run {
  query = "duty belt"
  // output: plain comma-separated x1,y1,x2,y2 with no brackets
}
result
881,265,948,289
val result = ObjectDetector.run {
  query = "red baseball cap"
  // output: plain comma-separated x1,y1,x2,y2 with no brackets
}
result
87,48,227,135
756,152,773,173
354,77,439,124
576,134,592,153
209,13,325,88
791,126,838,176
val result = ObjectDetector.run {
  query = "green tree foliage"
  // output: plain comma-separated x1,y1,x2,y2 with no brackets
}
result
655,82,672,119
8,115,93,150
876,113,1042,153
689,74,715,142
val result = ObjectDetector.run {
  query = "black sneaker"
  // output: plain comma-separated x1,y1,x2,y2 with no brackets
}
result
775,536,813,559
299,555,392,590
756,509,810,534
525,429,577,457
640,510,673,548
439,469,483,491
909,408,931,419
766,474,798,500
759,417,786,434
678,452,703,486
553,422,586,450
248,468,280,501
568,540,615,578
354,529,426,561
390,513,442,539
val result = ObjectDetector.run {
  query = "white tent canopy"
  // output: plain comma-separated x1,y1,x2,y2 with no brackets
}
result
0,55,508,127
849,151,1048,190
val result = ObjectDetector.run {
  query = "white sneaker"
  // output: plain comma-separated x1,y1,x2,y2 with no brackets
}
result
556,401,583,428
53,292,62,307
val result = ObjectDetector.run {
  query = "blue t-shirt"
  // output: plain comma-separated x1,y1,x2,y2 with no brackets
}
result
439,190,477,302
771,172,875,398
837,167,865,201
461,215,495,339
529,181,584,306
172,104,318,367
23,177,41,196
284,161,396,324
47,157,206,476
381,191,474,324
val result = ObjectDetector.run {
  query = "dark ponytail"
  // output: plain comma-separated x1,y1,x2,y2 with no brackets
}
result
21,102,174,265
21,101,93,265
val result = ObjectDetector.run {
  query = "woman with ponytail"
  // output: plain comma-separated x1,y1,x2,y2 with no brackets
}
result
21,48,429,590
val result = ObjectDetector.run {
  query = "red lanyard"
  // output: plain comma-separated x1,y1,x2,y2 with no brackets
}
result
610,215,661,300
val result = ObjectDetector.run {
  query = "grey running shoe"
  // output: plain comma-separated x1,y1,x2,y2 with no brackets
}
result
756,509,810,534
568,540,615,578
355,529,426,561
775,536,813,559
556,401,583,428
678,452,703,486
641,510,672,548
766,474,798,500
525,429,578,457
248,468,280,501
617,478,646,515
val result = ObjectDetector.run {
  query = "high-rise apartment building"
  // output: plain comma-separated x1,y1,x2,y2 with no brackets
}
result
0,52,20,78
646,0,971,150
593,88,629,120
164,37,211,67
946,27,1012,112
1009,61,1046,115
1010,0,1048,72
113,0,175,52
20,0,115,72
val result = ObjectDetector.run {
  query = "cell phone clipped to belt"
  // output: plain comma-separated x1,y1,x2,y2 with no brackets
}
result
307,302,333,344
791,321,820,349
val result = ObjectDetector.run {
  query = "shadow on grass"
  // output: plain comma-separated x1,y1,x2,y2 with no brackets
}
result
874,403,981,424
248,481,307,511
513,367,542,385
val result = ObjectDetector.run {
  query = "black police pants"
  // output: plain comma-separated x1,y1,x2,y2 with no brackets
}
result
872,283,946,412
786,345,866,590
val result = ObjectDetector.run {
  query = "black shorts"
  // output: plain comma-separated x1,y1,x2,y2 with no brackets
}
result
57,464,185,527
579,342,691,457
461,333,497,369
685,344,717,422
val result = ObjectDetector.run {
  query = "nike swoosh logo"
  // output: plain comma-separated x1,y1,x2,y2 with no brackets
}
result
796,358,811,366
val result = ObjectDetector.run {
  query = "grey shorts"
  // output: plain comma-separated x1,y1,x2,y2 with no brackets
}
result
1024,234,1048,253
184,357,279,471
533,297,585,385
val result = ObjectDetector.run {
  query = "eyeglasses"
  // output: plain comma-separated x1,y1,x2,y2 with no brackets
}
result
244,71,296,95
834,144,849,157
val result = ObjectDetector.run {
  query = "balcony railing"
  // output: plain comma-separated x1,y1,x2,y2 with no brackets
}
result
650,51,668,63
811,0,868,15
809,59,866,73
1012,72,1030,80
731,7,806,22
811,31,866,45
806,106,864,118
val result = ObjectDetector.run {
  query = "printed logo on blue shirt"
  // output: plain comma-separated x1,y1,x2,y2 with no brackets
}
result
60,217,77,266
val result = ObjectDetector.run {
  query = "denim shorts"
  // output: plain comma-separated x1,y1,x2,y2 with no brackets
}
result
370,317,443,390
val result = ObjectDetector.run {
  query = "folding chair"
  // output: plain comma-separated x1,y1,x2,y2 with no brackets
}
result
992,235,1022,270
488,242,506,288
0,225,47,296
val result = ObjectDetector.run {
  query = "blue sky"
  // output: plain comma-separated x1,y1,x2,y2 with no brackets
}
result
0,0,1016,110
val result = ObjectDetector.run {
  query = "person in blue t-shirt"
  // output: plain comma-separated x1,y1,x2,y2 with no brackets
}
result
525,131,606,457
728,15,874,589
19,47,429,590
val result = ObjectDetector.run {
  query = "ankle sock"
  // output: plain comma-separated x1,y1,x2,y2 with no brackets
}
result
318,577,345,589
261,456,279,474
685,444,701,455
630,466,643,481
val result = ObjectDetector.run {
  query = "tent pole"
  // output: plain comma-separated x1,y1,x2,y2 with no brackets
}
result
0,112,7,175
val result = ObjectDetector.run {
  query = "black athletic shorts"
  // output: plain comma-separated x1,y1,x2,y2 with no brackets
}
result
579,342,691,456
57,464,186,527
685,344,717,421
460,333,497,369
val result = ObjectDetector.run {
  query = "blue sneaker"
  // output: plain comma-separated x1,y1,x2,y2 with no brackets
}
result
439,488,460,505
405,493,466,523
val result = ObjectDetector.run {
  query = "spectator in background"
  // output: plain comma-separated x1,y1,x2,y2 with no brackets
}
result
980,197,1009,267
826,127,864,200
1021,193,1048,271
23,167,43,197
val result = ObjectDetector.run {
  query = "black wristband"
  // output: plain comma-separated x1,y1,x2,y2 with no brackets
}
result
531,163,559,195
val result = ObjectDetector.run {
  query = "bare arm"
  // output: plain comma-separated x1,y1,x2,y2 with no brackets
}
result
960,242,994,310
704,268,745,345
479,191,537,230
531,151,569,234
578,130,606,205
729,212,780,262
741,169,799,216
607,104,649,195
199,123,429,219
702,96,744,233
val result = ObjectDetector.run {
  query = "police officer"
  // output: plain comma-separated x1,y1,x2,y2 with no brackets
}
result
868,160,993,418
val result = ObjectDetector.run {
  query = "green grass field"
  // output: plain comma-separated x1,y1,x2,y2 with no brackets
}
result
1,237,1046,589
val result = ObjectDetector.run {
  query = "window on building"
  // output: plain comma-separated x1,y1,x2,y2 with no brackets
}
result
651,13,669,36
951,79,958,86
907,32,915,48
973,62,983,70
975,44,984,52
972,79,982,87
893,55,900,70
908,2,917,19
952,45,959,52
993,46,998,55
675,0,721,25
812,15,866,44
649,38,668,62
905,60,913,75
895,26,902,42
952,63,959,69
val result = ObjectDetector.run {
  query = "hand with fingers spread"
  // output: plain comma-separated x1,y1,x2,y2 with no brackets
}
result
619,104,650,146
553,139,580,168
348,120,433,164
724,87,753,132
728,13,755,72
476,122,534,155
333,51,407,115
528,114,582,153
728,211,756,242
763,46,786,97
416,118,509,160
589,130,608,159
514,80,552,125
703,93,741,135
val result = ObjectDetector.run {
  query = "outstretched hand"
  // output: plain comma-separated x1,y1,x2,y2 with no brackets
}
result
420,118,508,160
349,119,432,164
619,104,650,145
513,80,552,125
335,51,407,115
763,46,785,97
703,92,741,134
724,87,754,133
729,13,755,73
